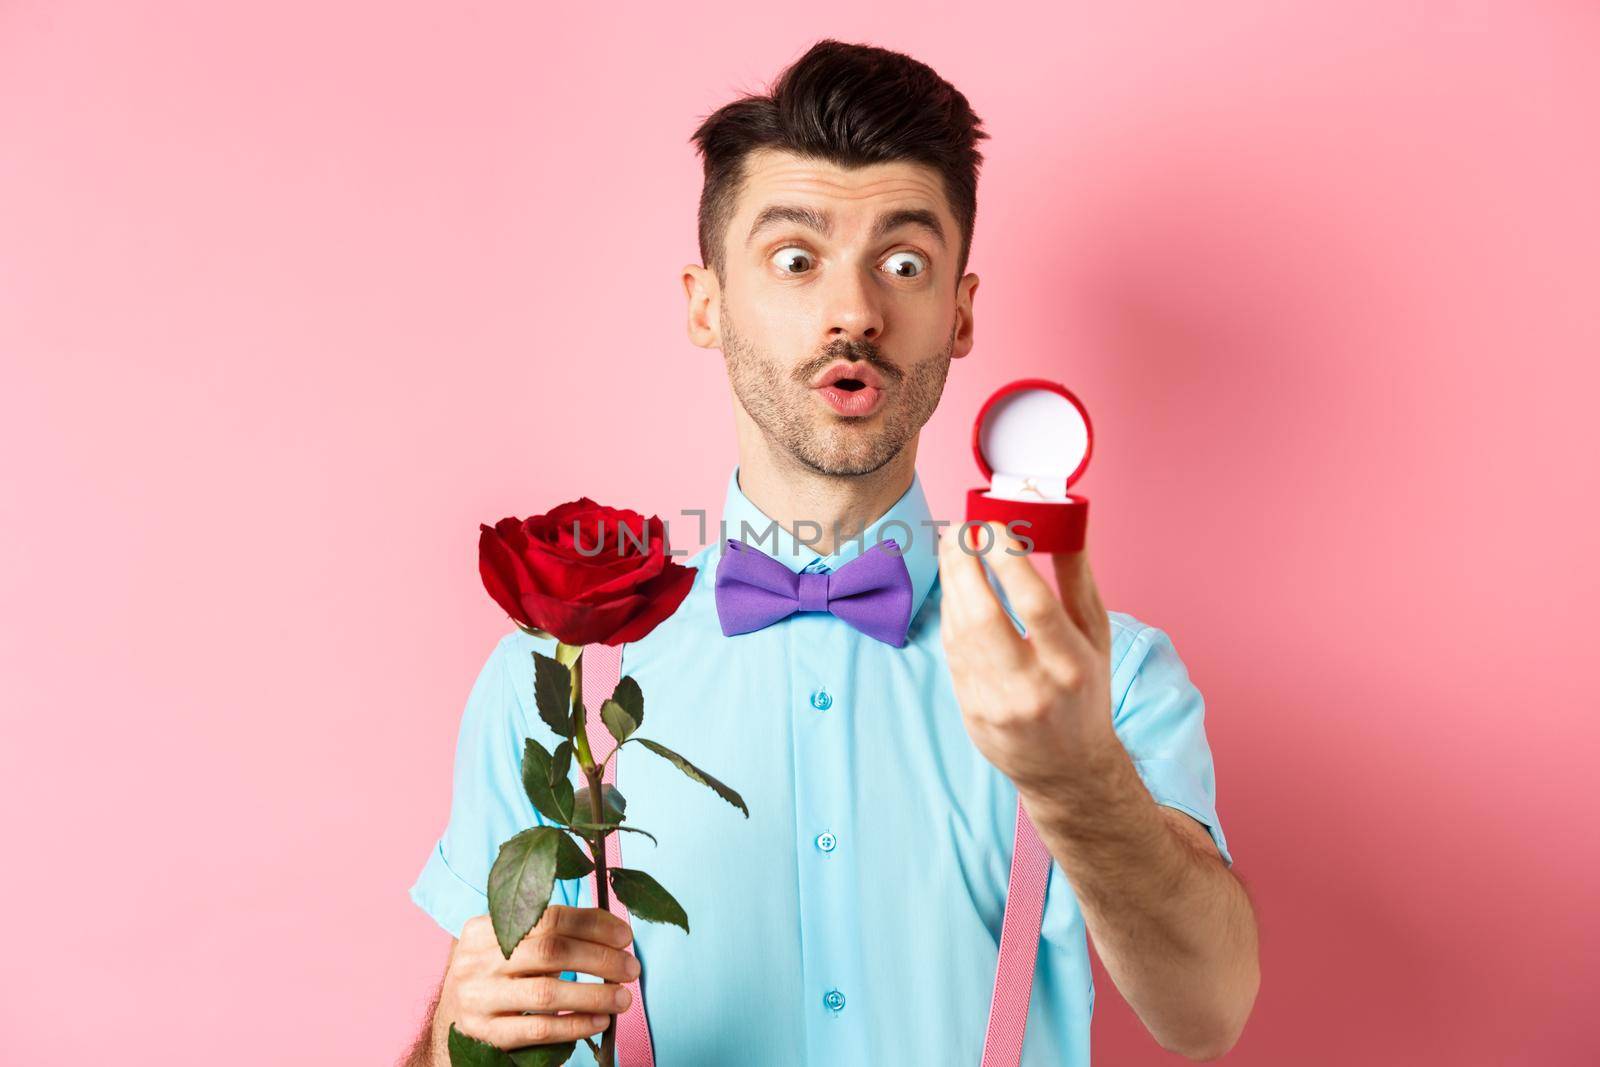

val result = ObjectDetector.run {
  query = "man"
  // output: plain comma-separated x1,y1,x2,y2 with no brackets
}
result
405,38,1259,1066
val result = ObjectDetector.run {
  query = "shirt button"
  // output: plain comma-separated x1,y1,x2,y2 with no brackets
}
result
815,831,837,853
810,688,833,711
823,988,846,1013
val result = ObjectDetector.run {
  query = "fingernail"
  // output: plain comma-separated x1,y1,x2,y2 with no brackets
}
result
615,988,632,1009
589,1014,610,1028
626,955,641,978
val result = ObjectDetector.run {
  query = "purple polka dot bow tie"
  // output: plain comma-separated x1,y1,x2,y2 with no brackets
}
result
713,537,914,648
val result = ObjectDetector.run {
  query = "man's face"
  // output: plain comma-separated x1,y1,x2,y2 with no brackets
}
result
688,148,978,478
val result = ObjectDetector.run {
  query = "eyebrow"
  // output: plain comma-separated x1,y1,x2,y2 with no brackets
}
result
745,204,947,250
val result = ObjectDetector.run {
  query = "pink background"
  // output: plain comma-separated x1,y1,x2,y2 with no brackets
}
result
2,3,1595,1064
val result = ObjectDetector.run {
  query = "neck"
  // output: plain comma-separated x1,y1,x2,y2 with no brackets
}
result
734,440,918,557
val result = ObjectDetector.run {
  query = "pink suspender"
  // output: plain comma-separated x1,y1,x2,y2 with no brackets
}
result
979,796,1052,1066
580,642,1051,1067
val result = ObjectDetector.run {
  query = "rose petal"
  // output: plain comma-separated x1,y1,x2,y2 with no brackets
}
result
479,523,538,629
600,562,700,644
482,501,697,645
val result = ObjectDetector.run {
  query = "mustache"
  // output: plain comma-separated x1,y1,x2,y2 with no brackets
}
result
797,343,902,384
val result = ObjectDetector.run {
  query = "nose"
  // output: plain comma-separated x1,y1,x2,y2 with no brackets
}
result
823,264,884,344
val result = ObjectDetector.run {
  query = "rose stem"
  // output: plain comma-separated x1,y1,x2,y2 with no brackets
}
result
570,649,619,1067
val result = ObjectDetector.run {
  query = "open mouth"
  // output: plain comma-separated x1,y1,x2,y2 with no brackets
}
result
813,377,884,416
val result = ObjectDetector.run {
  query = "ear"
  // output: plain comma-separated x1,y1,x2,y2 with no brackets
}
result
952,272,979,360
683,264,721,349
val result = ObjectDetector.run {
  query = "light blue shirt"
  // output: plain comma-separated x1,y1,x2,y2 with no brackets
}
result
411,464,1232,1066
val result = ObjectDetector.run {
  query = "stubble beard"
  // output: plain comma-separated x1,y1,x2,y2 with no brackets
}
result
719,301,955,478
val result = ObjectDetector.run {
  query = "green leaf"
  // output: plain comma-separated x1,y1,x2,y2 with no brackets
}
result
568,822,659,847
609,675,645,730
634,738,750,817
550,740,573,785
553,830,594,879
600,699,638,745
487,827,561,958
447,1026,579,1067
508,1042,577,1067
521,740,574,825
609,867,690,934
553,778,574,823
531,652,572,737
447,1022,515,1066
574,784,626,822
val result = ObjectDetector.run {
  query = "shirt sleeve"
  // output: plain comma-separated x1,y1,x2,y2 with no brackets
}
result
409,632,579,939
1110,623,1233,866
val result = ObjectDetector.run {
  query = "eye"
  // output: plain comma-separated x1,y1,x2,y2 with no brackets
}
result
771,247,815,275
882,250,928,279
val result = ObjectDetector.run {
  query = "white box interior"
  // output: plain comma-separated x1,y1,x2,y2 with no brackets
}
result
977,387,1089,502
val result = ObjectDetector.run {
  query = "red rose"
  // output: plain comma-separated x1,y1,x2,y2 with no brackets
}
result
479,497,697,646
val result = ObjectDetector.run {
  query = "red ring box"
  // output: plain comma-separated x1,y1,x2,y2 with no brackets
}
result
965,378,1093,554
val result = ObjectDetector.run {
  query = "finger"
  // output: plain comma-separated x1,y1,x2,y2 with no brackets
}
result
979,522,1094,674
484,975,633,1017
1049,536,1110,655
507,931,641,984
937,524,1006,636
939,524,1030,673
471,1010,613,1048
546,904,634,949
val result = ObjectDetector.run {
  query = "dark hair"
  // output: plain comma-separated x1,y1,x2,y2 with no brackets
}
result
689,39,989,288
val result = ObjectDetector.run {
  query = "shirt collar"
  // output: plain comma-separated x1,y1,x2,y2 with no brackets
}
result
717,462,940,623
